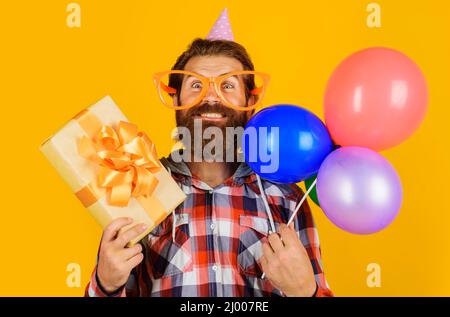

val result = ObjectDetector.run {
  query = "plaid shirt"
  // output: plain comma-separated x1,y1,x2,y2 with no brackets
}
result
85,155,333,297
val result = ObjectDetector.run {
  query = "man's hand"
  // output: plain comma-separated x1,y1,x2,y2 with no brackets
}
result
260,223,317,297
96,217,147,294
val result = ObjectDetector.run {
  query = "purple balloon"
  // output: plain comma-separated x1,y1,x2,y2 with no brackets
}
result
316,146,402,234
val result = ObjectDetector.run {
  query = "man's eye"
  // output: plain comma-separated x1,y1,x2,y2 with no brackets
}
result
222,83,235,90
191,82,202,89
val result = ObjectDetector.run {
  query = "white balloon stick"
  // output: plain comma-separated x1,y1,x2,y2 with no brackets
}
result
261,178,317,281
287,178,317,226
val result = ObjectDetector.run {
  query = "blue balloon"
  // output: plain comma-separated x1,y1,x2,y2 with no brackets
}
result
243,104,333,183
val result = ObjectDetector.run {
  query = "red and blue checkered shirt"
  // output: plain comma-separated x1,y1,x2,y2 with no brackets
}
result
85,156,333,297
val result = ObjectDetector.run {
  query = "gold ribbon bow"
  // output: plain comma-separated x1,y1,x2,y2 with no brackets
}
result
77,121,161,207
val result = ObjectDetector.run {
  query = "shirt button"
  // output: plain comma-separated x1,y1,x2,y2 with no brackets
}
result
210,223,216,230
208,190,213,194
212,265,218,271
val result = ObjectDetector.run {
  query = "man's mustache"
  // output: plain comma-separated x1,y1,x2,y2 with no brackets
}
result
186,103,236,119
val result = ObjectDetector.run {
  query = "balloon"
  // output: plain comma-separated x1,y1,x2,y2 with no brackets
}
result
324,47,428,151
243,104,333,183
304,175,320,207
316,146,403,234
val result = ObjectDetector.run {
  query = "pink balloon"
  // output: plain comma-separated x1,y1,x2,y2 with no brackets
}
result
324,47,428,151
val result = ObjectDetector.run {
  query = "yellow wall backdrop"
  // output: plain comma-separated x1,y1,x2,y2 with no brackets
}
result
0,0,449,296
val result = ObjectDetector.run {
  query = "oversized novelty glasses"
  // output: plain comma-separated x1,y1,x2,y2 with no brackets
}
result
153,70,270,111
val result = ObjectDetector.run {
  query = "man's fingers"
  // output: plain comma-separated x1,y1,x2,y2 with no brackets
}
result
260,255,268,275
262,242,275,261
268,232,284,252
115,223,148,248
260,254,268,268
103,217,134,242
278,224,299,248
120,243,143,261
126,252,145,270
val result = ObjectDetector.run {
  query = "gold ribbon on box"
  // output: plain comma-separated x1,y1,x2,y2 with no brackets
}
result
73,109,168,225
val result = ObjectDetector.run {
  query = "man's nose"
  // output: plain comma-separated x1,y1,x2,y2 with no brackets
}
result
202,82,221,104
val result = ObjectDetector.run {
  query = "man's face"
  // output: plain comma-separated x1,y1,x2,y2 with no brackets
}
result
174,55,254,132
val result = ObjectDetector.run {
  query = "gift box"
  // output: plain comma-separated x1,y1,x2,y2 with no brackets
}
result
40,96,186,246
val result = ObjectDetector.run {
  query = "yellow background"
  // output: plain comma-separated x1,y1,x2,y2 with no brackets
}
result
0,0,449,296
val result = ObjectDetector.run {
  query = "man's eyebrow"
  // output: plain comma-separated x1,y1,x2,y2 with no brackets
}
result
183,74,205,80
184,71,238,78
219,72,235,76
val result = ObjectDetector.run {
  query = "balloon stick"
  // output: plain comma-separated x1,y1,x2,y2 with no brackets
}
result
287,178,317,226
261,178,317,280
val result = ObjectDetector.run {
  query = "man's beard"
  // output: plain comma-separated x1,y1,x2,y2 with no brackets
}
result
175,102,249,163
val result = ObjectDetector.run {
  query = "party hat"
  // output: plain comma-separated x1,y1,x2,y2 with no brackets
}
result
206,8,235,41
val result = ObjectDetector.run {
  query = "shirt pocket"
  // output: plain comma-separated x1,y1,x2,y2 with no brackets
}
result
147,213,193,279
238,215,271,277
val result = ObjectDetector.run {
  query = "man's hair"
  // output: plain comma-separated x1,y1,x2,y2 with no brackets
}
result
169,38,256,101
